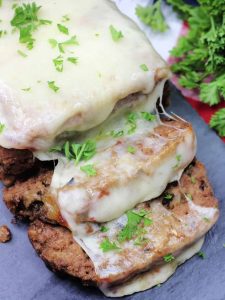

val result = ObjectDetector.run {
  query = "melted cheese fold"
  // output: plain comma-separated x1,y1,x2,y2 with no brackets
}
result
100,237,204,297
0,0,169,150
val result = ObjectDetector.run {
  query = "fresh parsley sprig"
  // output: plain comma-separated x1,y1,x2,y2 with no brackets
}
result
50,140,96,165
11,2,52,50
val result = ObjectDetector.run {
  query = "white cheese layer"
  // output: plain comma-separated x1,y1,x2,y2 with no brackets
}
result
0,0,169,150
99,237,204,297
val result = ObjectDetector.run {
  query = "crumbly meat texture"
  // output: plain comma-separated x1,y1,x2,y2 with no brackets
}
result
3,119,193,224
28,161,218,285
0,147,35,186
0,225,12,243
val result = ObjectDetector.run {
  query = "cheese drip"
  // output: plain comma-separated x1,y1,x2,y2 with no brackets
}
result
100,237,204,297
0,0,170,150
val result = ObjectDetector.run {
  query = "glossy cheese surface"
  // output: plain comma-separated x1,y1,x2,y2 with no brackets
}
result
100,237,204,297
0,0,169,150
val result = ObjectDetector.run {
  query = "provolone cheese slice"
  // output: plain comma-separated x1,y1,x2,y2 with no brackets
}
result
0,0,170,150
100,237,204,297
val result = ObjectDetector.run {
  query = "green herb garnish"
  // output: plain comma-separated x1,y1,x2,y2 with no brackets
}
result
110,130,124,138
62,15,70,22
0,123,5,133
11,2,52,49
136,0,169,32
99,238,120,252
17,50,27,57
100,226,109,233
167,0,225,136
140,64,149,72
141,111,156,121
48,81,60,93
57,23,69,35
163,253,175,263
22,87,31,92
58,35,79,53
80,164,97,177
109,25,123,42
198,251,205,259
67,57,78,64
51,140,96,164
53,55,64,72
127,145,136,154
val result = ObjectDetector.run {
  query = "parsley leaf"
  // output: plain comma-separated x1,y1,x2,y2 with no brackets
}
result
140,64,149,72
100,226,109,233
51,140,96,164
57,23,69,35
118,209,152,243
99,238,120,252
11,3,51,49
67,57,78,64
198,251,205,259
62,15,70,22
127,145,136,154
53,55,64,72
80,164,97,177
136,0,169,32
17,50,27,57
163,253,175,263
48,81,60,93
141,112,156,121
210,108,225,137
168,0,225,136
0,123,5,133
58,35,79,53
109,25,124,42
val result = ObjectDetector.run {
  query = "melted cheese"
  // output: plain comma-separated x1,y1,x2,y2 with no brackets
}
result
0,0,170,150
100,237,204,297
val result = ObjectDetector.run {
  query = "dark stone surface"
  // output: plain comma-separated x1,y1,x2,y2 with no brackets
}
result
0,85,225,300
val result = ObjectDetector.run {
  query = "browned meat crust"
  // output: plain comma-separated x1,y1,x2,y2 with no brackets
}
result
3,119,194,225
0,225,12,243
28,161,218,285
0,147,35,186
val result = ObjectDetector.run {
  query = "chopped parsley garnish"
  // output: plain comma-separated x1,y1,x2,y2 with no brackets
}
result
127,145,136,154
22,87,31,92
109,25,124,42
80,164,97,177
203,217,210,223
127,112,138,134
49,38,58,48
99,238,120,252
11,2,52,49
163,253,175,263
57,23,69,35
117,209,152,244
140,64,149,72
17,50,27,57
185,193,193,200
191,176,196,184
58,36,79,53
110,130,124,138
50,140,96,164
62,15,70,22
67,57,78,64
136,0,169,32
48,81,60,93
210,108,225,137
163,193,173,201
0,123,5,133
141,111,156,121
134,236,149,246
198,251,205,259
53,55,64,72
100,226,109,233
0,30,7,38
173,154,182,169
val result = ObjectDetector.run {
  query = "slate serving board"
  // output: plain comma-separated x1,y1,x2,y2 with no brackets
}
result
0,85,225,300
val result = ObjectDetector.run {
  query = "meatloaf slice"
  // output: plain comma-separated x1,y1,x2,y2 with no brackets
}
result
28,161,218,285
0,147,35,186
